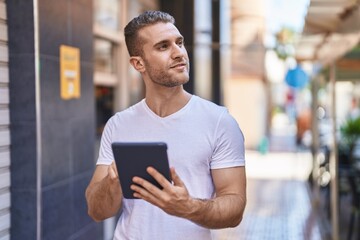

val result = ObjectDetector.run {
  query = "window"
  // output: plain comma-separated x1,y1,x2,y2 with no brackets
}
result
95,86,114,136
94,0,120,31
94,39,114,73
93,0,123,136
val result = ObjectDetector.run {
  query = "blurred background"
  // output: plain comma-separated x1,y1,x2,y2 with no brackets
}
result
1,0,360,239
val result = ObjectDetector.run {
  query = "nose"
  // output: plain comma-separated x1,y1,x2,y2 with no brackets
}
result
171,43,186,59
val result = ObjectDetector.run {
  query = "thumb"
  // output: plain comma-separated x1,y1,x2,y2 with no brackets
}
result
170,167,185,187
108,162,118,179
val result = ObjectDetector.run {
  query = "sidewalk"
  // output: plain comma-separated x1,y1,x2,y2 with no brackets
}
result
211,150,323,240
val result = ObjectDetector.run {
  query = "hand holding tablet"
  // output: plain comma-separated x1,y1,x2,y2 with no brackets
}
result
111,142,172,199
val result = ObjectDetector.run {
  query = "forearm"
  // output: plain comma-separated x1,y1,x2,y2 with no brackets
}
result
86,178,122,222
187,194,246,229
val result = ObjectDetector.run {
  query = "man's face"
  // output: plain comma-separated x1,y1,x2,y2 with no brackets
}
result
138,22,190,87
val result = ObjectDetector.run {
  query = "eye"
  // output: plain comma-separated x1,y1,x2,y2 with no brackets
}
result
177,39,184,47
158,43,168,50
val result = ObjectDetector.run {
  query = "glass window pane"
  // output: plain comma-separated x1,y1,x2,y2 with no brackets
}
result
95,86,114,136
94,38,114,73
94,0,120,31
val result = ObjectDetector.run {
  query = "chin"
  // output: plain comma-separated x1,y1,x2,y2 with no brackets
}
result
176,77,189,86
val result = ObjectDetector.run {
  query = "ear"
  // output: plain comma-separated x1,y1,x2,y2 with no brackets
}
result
129,56,145,73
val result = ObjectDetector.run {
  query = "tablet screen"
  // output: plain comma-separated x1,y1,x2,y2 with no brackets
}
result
111,142,171,199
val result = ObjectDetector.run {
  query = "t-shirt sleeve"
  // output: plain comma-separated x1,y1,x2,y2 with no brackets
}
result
96,116,115,166
211,109,245,169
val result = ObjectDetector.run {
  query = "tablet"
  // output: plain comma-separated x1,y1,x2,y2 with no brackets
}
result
111,142,171,199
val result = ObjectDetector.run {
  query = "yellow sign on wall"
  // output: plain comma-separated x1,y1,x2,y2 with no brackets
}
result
60,45,80,100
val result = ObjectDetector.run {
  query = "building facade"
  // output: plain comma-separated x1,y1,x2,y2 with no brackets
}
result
0,0,223,239
1,0,266,239
224,0,267,148
0,0,11,238
7,0,98,239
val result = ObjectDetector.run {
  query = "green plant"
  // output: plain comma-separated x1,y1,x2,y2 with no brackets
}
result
339,116,360,164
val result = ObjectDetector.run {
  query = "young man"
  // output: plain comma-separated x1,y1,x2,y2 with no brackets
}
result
86,10,246,239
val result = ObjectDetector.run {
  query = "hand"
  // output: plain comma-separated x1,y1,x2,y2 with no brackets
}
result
107,161,121,196
85,162,123,221
131,167,195,218
108,161,118,180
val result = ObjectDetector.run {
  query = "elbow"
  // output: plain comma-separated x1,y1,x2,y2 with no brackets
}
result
86,194,121,222
88,208,105,222
229,214,243,228
88,207,121,222
85,188,106,222
86,197,112,222
228,200,246,228
86,199,104,222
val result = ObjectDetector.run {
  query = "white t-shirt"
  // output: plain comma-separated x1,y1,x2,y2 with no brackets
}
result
97,95,245,240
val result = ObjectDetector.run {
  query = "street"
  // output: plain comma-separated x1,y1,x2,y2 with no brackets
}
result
212,150,322,240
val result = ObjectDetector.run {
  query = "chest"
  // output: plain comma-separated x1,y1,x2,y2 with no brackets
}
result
111,117,216,170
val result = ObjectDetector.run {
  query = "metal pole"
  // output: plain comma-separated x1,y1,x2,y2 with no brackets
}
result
329,63,339,240
310,75,320,205
211,0,221,104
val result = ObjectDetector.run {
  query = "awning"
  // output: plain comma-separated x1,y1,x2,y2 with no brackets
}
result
296,2,360,240
295,0,360,66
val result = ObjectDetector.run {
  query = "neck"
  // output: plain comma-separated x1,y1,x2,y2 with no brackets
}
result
145,87,191,117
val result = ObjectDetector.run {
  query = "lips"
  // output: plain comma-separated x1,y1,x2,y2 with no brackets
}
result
170,62,187,68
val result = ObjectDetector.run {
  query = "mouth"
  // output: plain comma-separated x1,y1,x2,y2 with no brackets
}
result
170,62,187,69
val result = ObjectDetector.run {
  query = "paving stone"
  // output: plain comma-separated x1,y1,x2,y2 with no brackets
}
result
211,151,322,240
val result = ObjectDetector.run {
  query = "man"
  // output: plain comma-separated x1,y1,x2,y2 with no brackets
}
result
86,10,246,240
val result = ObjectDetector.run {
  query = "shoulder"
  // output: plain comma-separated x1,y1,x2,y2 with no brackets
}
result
191,96,242,132
106,100,145,127
191,95,227,115
191,96,236,128
113,100,144,118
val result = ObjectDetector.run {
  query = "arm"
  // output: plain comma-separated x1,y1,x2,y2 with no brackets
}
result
85,162,123,222
188,166,246,228
131,166,246,229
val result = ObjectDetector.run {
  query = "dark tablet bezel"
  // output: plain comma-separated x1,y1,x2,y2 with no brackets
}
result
111,142,171,199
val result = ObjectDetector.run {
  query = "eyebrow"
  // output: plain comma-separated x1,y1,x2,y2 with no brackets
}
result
153,40,169,48
153,36,184,48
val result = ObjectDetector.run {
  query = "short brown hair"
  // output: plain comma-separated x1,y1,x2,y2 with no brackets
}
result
124,11,175,56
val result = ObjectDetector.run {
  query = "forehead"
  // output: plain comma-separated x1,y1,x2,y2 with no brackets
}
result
139,22,182,44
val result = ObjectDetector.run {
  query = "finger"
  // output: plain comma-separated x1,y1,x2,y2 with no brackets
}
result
170,167,185,187
132,176,164,196
111,161,119,175
146,167,173,189
108,162,118,179
130,181,162,206
131,183,151,198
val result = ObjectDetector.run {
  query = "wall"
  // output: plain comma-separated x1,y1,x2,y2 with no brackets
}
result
160,0,195,95
0,0,11,238
7,0,100,239
224,78,267,148
226,0,267,149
